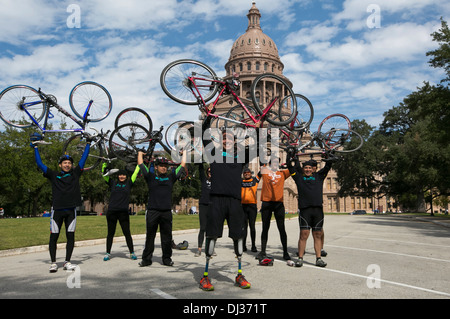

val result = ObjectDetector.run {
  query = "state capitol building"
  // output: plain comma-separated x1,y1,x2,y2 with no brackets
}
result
180,2,392,214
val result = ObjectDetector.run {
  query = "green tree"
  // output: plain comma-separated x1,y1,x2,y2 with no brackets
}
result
427,18,450,83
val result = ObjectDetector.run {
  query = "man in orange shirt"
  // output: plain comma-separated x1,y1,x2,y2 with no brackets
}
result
241,167,259,252
257,158,291,261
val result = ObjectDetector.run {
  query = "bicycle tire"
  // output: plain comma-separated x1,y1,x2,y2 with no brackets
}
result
0,85,47,128
289,94,314,131
69,81,112,122
160,59,219,105
220,105,260,147
63,133,103,171
250,73,297,126
109,123,151,162
165,120,200,152
322,128,364,153
114,107,153,131
317,113,351,134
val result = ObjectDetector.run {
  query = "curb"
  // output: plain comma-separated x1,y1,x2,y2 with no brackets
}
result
0,229,198,258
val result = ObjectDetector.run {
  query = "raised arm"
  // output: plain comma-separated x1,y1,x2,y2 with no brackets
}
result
33,146,48,174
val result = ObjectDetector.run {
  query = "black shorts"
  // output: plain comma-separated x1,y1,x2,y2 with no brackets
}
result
206,195,245,239
299,206,324,231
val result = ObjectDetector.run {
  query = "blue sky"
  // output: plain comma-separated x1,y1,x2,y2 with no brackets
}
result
0,0,448,134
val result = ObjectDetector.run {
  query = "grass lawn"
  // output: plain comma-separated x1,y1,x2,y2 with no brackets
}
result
0,212,300,251
0,214,200,251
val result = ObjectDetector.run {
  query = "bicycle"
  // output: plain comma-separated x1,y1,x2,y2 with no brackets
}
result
62,107,155,172
0,82,112,135
108,122,190,179
160,59,298,128
62,127,116,172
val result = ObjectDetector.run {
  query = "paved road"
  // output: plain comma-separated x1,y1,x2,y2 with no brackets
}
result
1,214,449,305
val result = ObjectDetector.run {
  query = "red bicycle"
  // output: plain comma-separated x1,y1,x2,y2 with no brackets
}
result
160,59,298,129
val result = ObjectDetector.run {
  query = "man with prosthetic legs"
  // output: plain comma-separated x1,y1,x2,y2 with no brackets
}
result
199,116,259,291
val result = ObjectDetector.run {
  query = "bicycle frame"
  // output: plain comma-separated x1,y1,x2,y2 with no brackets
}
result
187,74,280,128
20,89,93,136
186,74,301,147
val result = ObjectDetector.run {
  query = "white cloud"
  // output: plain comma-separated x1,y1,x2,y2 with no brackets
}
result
333,0,448,31
0,0,61,44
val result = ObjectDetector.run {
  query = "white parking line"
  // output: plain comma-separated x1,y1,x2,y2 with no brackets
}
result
340,235,450,249
275,259,450,297
326,244,450,263
150,288,177,299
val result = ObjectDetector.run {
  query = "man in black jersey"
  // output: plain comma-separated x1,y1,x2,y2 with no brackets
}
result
32,138,90,273
287,148,331,268
199,117,259,291
138,151,186,267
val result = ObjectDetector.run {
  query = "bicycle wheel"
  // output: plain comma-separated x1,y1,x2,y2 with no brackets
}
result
0,85,47,128
69,81,112,122
284,94,314,131
250,73,297,126
160,59,219,105
63,134,103,171
109,123,150,162
114,107,152,131
219,105,260,147
317,113,351,134
165,120,200,152
322,128,364,153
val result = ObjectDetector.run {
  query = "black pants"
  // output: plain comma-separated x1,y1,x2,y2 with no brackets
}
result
242,203,257,248
142,209,172,261
260,201,288,254
106,210,134,254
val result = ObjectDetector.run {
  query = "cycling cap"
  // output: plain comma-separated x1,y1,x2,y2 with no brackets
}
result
59,154,74,164
303,160,316,167
155,157,169,166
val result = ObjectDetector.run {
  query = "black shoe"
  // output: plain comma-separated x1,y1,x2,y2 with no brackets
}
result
251,246,258,252
256,251,266,260
163,258,174,266
316,258,327,267
321,249,328,257
139,259,152,267
283,252,291,260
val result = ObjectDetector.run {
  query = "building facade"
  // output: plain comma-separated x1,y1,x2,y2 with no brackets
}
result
185,2,390,214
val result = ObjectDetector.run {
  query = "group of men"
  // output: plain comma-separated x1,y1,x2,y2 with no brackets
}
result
31,115,332,291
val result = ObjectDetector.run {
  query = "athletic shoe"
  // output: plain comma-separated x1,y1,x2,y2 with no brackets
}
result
49,263,58,273
163,258,174,266
130,252,137,260
139,259,152,267
63,261,77,271
199,276,214,291
294,258,303,267
235,274,251,289
251,246,258,252
256,251,266,260
316,258,327,267
321,249,328,257
283,251,291,260
103,253,111,261
194,250,201,257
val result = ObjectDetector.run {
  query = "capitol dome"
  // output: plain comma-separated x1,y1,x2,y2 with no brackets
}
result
225,2,285,78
